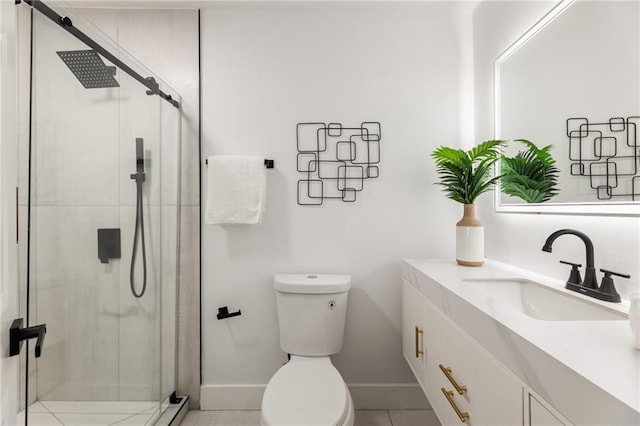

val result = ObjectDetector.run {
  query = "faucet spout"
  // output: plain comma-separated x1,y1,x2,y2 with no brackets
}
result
542,229,598,289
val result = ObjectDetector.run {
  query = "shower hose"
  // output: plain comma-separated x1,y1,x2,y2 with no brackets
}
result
130,173,147,298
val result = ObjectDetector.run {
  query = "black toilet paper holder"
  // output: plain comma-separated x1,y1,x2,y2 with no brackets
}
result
217,306,241,320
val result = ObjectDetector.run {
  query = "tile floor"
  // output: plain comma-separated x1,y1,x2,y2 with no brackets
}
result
17,401,168,425
180,409,441,426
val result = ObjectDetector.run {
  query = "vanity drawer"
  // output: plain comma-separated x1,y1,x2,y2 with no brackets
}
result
424,298,523,425
425,351,472,425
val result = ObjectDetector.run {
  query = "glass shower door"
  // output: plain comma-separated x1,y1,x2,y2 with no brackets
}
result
116,47,163,410
20,2,180,424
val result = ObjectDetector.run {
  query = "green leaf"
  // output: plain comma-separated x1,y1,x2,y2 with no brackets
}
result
500,140,559,203
431,140,506,204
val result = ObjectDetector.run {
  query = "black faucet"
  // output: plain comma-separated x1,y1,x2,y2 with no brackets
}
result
542,229,628,303
542,229,598,290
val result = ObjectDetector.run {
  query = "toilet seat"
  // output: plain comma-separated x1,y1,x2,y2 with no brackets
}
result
261,356,351,426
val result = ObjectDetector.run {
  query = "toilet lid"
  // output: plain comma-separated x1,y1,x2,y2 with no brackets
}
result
262,356,347,426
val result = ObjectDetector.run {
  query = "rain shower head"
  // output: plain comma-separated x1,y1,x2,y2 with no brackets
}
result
57,49,120,89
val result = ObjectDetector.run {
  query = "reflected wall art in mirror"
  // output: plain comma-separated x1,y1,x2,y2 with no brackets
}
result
494,0,640,215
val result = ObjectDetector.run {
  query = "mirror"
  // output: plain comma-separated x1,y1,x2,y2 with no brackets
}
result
494,0,640,215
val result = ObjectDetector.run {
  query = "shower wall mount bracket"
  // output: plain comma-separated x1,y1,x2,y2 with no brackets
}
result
169,392,183,404
145,76,159,96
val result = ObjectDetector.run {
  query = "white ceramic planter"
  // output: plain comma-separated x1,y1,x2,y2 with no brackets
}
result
456,204,484,267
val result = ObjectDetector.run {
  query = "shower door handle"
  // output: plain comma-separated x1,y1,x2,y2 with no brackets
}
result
9,318,47,358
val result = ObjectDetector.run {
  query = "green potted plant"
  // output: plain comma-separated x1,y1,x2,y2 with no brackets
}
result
431,140,506,266
500,139,559,203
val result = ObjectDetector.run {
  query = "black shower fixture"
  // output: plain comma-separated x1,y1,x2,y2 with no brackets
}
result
57,49,120,89
28,0,178,107
130,138,147,298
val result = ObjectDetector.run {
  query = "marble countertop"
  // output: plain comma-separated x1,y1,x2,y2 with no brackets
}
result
402,258,640,425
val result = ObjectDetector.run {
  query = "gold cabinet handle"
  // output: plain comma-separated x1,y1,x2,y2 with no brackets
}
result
414,326,424,358
441,387,470,423
439,364,467,395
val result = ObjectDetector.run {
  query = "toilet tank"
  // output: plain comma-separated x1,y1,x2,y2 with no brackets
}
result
274,274,351,356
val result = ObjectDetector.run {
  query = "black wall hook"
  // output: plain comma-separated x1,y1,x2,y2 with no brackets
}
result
217,306,241,320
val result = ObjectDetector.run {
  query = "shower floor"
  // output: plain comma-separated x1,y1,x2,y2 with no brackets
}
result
17,400,169,425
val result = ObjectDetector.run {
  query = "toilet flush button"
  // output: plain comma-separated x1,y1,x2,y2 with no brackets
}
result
328,300,336,310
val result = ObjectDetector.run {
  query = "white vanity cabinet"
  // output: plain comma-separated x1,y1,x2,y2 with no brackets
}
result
424,295,523,425
401,259,639,426
526,393,571,426
402,279,522,425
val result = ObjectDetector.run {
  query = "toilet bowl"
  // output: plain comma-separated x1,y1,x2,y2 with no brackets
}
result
261,274,354,426
261,356,354,426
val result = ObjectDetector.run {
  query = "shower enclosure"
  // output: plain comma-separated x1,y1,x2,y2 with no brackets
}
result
16,1,182,424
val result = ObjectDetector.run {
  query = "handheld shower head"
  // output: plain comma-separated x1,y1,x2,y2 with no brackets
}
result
136,138,144,174
130,138,147,298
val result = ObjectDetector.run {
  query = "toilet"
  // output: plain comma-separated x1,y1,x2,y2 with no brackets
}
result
261,274,354,426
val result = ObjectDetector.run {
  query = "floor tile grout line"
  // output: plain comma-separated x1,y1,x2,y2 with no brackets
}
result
48,411,65,425
386,409,394,426
28,401,161,425
108,411,150,425
39,401,55,415
183,409,442,426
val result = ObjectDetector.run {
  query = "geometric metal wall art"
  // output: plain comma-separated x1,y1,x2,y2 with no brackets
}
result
296,122,382,205
566,116,640,200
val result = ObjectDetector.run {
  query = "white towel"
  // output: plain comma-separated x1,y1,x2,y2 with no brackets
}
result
204,155,266,225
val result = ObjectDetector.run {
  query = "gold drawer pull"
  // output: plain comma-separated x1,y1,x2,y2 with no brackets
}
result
439,364,467,395
441,387,470,423
414,326,424,358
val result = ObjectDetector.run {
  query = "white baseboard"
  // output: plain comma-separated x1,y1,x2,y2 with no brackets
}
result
200,385,265,410
200,383,429,410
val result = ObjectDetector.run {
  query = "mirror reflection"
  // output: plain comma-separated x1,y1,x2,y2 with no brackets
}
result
496,0,640,206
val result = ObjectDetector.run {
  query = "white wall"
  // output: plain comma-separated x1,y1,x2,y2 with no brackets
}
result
200,1,472,407
474,1,640,300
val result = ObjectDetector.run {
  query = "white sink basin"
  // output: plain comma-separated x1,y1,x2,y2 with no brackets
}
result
463,278,628,321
